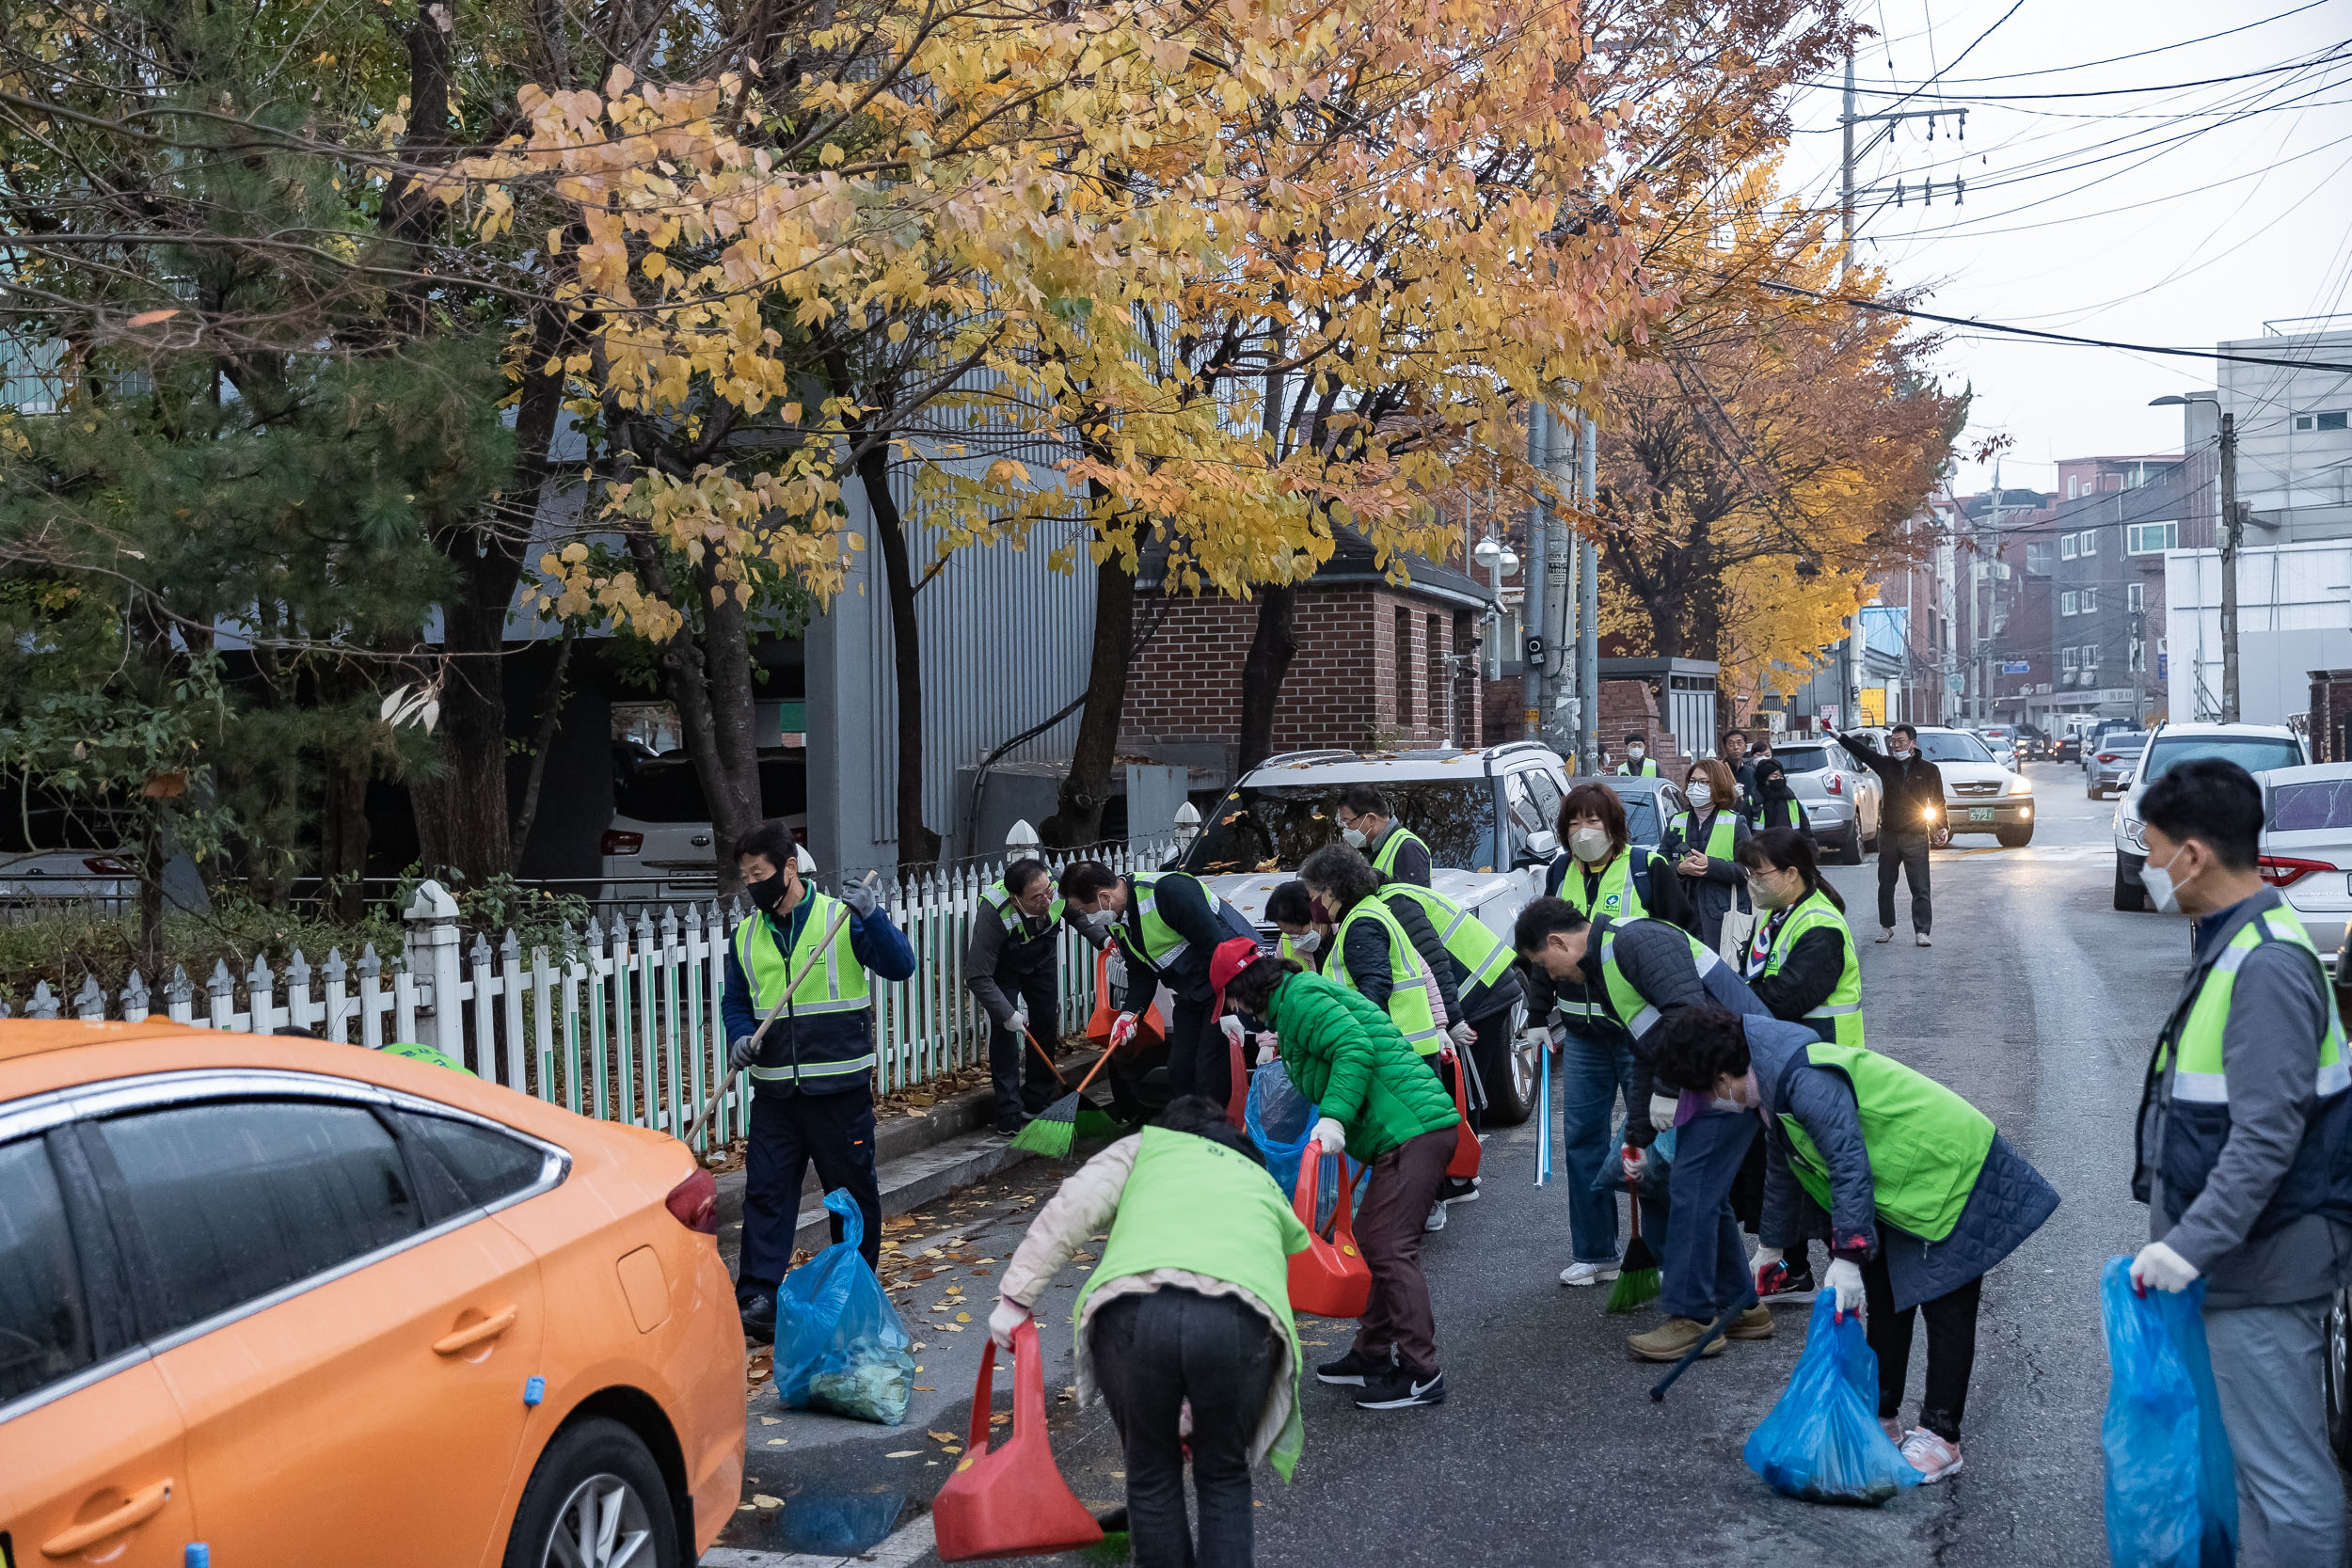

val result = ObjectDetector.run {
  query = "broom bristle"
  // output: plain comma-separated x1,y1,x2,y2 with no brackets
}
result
1009,1093,1081,1157
1606,1266,1661,1314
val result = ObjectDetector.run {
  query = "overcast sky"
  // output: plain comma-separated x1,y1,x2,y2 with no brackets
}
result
1775,0,2352,498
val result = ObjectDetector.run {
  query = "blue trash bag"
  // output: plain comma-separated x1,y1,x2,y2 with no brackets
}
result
1245,1062,1368,1229
774,1189,916,1425
1589,1117,1677,1195
1743,1292,1924,1506
2101,1256,2238,1568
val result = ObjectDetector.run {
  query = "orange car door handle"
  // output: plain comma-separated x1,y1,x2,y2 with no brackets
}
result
41,1479,172,1558
432,1306,519,1355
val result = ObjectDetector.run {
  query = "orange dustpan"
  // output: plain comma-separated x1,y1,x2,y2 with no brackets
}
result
931,1320,1104,1561
1286,1142,1372,1319
1440,1046,1483,1180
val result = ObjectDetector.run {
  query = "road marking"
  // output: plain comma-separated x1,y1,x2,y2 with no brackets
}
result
704,1515,935,1568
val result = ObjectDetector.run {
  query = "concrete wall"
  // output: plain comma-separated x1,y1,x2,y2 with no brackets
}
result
2166,539,2352,724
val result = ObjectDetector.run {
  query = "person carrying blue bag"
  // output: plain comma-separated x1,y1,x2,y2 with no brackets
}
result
2126,757,2352,1568
1652,1005,2057,1484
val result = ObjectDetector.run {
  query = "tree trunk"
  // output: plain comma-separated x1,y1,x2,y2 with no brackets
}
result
858,445,940,867
698,566,764,864
508,624,577,864
1236,583,1299,774
1041,553,1136,847
320,749,372,924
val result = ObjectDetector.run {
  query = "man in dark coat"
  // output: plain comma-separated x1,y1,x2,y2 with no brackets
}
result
1840,724,1947,945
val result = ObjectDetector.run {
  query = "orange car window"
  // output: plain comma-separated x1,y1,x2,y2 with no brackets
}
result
92,1101,424,1338
0,1137,91,1403
389,1111,545,1210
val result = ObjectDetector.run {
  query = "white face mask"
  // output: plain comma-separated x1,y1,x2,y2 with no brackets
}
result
1340,826,1368,849
1289,927,1322,954
1628,746,1645,761
1687,784,1713,809
1751,870,1800,911
1570,827,1613,863
2141,847,2197,916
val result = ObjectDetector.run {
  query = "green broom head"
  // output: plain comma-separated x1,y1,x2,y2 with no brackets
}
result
1010,1090,1082,1157
1605,1201,1661,1314
1072,1101,1125,1142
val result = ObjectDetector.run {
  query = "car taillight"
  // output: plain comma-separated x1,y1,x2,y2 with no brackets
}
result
2260,856,2334,890
665,1168,718,1234
1826,773,1844,795
601,830,644,856
2097,752,2117,764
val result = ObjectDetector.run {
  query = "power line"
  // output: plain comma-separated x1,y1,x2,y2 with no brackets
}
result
1841,46,2352,102
1824,2,2333,88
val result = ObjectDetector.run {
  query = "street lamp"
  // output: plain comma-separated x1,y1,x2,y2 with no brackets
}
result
2151,393,2237,721
1472,534,1519,577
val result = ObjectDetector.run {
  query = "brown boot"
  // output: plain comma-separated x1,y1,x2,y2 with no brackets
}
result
1725,1303,1775,1340
1628,1317,1728,1363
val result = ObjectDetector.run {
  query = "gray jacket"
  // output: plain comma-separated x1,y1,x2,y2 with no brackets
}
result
962,897,1062,1028
1750,1016,2057,1312
2138,888,2352,1309
1551,914,1769,1145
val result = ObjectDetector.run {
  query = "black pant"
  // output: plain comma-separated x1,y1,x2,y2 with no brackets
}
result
987,970,1061,1127
1860,1252,1981,1443
1166,993,1229,1109
1089,1289,1279,1568
739,1087,882,1289
1877,830,1933,934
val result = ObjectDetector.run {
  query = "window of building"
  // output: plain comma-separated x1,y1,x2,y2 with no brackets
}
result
2081,643,2100,670
2293,409,2349,433
2082,587,2099,614
1393,608,1413,729
2126,521,2178,555
1425,614,1445,737
2066,476,2078,500
2062,646,2080,672
2026,542,2053,576
2127,581,2145,611
2080,528,2100,555
2060,533,2079,560
2060,591,2080,616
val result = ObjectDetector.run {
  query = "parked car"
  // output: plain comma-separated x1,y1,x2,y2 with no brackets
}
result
0,1022,743,1567
1181,741,1575,1124
2083,718,2137,778
1899,726,2035,847
2054,732,2083,765
2087,731,2152,800
2254,764,2352,973
602,747,807,904
2112,721,2310,911
1769,737,1883,865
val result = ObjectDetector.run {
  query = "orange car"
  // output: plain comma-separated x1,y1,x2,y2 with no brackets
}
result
0,1021,744,1567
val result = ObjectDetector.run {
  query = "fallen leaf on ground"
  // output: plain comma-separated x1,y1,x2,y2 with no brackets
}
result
956,1311,972,1323
753,1495,783,1509
928,1430,959,1443
759,1417,782,1425
914,1386,935,1391
768,1438,787,1447
885,1450,921,1459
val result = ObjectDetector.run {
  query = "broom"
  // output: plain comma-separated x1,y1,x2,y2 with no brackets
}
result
1605,1162,1661,1314
1011,1046,1119,1157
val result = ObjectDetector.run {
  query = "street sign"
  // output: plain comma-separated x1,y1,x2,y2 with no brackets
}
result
2001,661,2030,674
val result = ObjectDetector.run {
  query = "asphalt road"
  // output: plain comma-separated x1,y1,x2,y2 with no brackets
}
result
715,766,2196,1568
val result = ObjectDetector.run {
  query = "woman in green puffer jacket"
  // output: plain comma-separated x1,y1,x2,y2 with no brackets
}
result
1217,939,1461,1412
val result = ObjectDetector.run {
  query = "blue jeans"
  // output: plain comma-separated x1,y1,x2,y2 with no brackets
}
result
1661,1107,1759,1323
1557,1030,1669,1264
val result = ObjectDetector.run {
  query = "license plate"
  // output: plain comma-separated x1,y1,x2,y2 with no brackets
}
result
1968,807,1995,823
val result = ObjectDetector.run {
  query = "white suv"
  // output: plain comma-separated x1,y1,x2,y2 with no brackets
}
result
1178,741,1574,1124
2111,721,2309,911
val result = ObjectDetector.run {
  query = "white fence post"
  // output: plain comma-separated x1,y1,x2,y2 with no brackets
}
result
403,879,463,1054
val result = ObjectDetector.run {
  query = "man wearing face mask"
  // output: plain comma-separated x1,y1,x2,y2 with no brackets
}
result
965,857,1089,1135
1839,723,1947,946
1721,731,1758,815
1060,859,1262,1109
1614,732,1661,778
1267,879,1328,971
722,821,918,1342
2128,758,2352,1568
1335,785,1432,889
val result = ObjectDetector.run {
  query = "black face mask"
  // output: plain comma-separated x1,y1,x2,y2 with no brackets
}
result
750,871,791,913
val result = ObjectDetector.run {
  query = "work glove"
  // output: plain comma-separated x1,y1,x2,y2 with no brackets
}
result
988,1296,1032,1353
1522,1024,1559,1059
1751,1245,1787,1298
1620,1143,1647,1183
1312,1117,1347,1156
1104,950,1129,993
1009,999,1029,1037
727,1034,759,1071
1254,1030,1279,1059
840,876,880,917
1825,1258,1867,1322
1648,1092,1681,1133
1448,1020,1477,1051
1108,1011,1139,1051
2130,1240,2201,1295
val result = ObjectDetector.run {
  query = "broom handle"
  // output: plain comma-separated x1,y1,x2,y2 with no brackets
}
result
685,873,876,1148
1023,1027,1069,1087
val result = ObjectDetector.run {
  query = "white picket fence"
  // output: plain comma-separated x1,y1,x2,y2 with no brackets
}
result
5,837,1180,1149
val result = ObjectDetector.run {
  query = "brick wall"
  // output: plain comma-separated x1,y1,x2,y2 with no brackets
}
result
1120,588,1460,761
1599,678,1686,772
2311,671,2352,764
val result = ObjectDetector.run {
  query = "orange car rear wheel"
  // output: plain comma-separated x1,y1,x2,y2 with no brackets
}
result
503,1417,681,1568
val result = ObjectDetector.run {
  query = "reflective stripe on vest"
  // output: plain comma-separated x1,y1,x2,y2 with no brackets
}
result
1676,810,1739,861
732,895,876,1082
982,880,1063,941
2157,907,2351,1105
1756,796,1806,832
1371,825,1431,879
1768,889,1866,1050
1561,852,1647,923
1597,925,1726,1039
1378,882,1515,990
1333,898,1444,1051
1616,759,1660,777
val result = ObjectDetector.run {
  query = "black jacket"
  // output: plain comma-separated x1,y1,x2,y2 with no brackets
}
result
1740,909,1849,1037
1113,872,1252,1008
1340,895,1463,1023
1839,732,1946,832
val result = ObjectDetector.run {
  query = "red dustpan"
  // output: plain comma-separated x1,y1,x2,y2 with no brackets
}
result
1286,1142,1372,1319
1439,1046,1483,1180
1226,1028,1250,1128
931,1320,1104,1561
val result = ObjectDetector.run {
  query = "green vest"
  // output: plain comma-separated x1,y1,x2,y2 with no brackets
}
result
1577,922,1728,1037
1560,851,1647,923
1370,824,1431,879
1780,1040,1994,1243
732,893,876,1083
1754,795,1806,832
1675,809,1739,861
1377,882,1514,993
1332,898,1444,1053
981,879,1063,943
1115,871,1198,973
1616,758,1661,777
2155,904,2350,1101
1764,890,1865,1049
1075,1127,1311,1481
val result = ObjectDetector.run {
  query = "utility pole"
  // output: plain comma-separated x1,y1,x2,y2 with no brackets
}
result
2220,410,2242,723
1579,412,1600,775
1522,413,1547,738
1840,51,1855,279
1979,472,2001,723
1838,50,1962,280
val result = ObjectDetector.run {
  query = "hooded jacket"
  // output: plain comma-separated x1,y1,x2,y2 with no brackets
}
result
1261,970,1459,1161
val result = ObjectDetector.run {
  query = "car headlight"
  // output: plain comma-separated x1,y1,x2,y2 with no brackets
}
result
2007,775,2033,796
2122,816,2148,852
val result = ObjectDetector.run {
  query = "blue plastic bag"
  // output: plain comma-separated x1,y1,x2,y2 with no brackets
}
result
1743,1292,1923,1506
2101,1256,2237,1568
1245,1062,1367,1230
1588,1117,1677,1195
774,1189,916,1425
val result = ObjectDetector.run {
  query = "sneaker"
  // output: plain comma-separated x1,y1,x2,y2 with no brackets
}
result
1761,1265,1818,1303
1558,1260,1622,1288
1423,1202,1449,1233
1315,1345,1393,1386
1875,926,1896,943
739,1291,778,1347
993,1115,1031,1136
1440,1176,1482,1206
1355,1368,1446,1410
1915,930,1933,947
1725,1303,1775,1340
1628,1317,1727,1362
1899,1427,1964,1482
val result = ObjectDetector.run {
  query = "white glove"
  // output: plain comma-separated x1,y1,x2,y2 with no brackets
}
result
1825,1258,1866,1321
1448,1020,1477,1050
1219,1015,1246,1047
1108,1011,1138,1051
1750,1245,1786,1295
841,877,880,917
988,1296,1031,1352
1648,1092,1680,1132
1521,1025,1556,1058
1009,1000,1028,1037
1311,1117,1346,1156
2131,1240,2201,1295
1620,1143,1647,1182
728,1034,758,1071
1104,951,1129,992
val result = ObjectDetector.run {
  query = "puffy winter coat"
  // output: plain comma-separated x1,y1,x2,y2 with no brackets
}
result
1262,971,1459,1162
